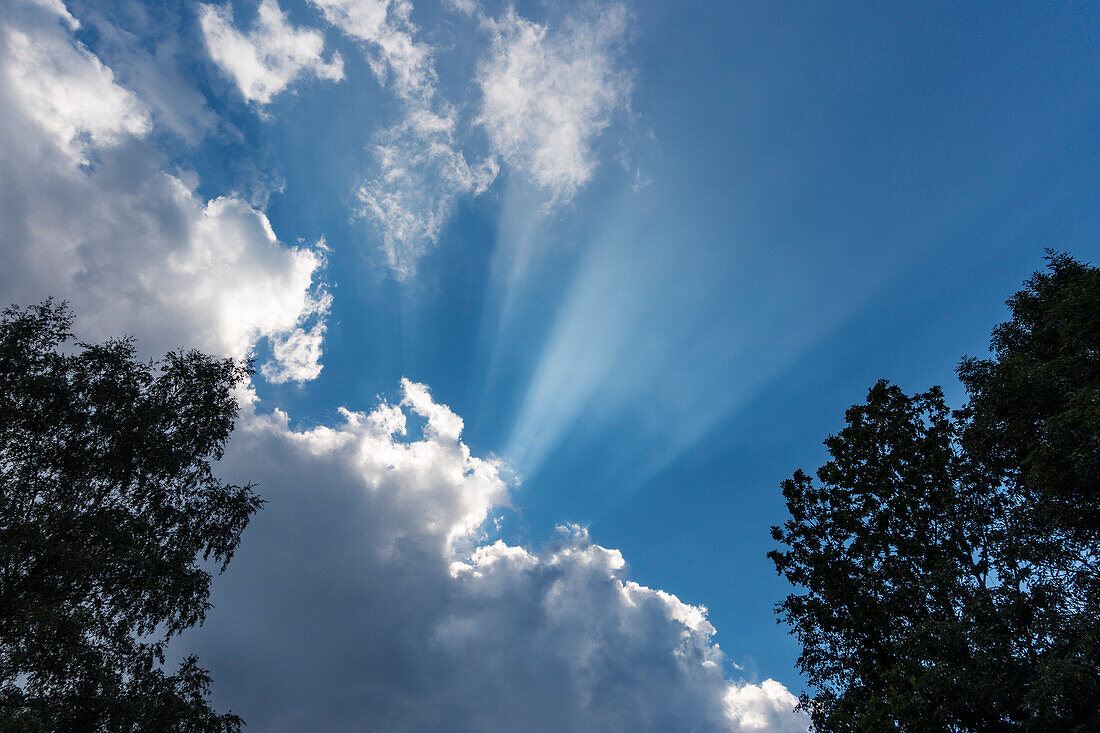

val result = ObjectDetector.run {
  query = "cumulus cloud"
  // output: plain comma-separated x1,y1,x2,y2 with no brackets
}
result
0,0,329,380
200,0,344,105
725,679,808,733
0,4,803,728
2,4,150,164
477,3,633,202
183,380,808,731
74,1,220,145
260,291,333,383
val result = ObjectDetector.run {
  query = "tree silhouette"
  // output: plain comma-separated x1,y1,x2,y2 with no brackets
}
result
771,254,1100,731
0,301,261,732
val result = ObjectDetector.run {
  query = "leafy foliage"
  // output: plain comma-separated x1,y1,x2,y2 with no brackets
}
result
959,252,1100,539
771,254,1100,732
0,301,260,731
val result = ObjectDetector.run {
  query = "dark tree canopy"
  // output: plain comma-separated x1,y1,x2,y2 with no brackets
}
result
771,254,1100,732
959,252,1100,539
0,301,261,732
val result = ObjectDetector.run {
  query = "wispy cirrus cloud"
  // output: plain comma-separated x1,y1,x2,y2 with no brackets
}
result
200,0,344,105
477,3,633,203
308,0,433,101
354,107,498,277
310,0,499,277
307,0,635,276
194,0,637,276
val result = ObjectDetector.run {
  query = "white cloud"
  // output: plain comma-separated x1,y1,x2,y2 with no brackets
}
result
312,0,498,277
260,290,332,384
355,108,498,276
444,0,478,17
300,2,483,276
3,8,150,165
200,0,344,105
308,0,433,102
725,679,807,733
239,378,509,557
308,1,635,276
0,0,328,380
1,3,804,729
477,3,633,202
75,2,220,145
184,380,808,731
25,0,78,30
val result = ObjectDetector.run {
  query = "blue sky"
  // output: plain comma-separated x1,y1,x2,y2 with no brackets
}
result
2,0,1098,728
